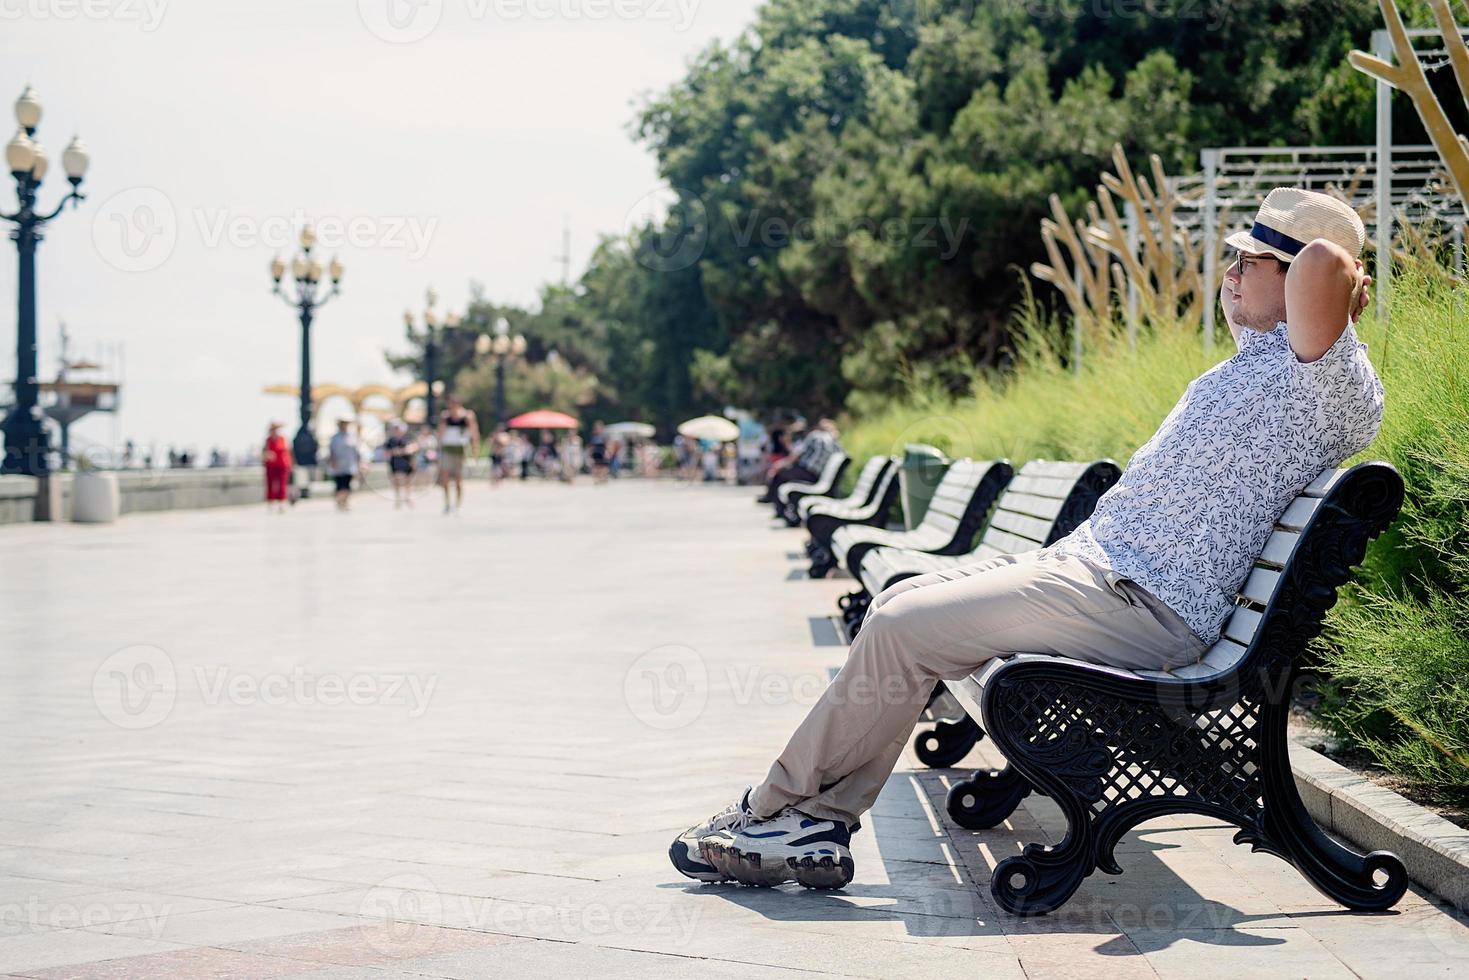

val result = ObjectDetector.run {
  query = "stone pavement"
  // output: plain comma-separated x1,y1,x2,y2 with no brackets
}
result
0,478,1466,978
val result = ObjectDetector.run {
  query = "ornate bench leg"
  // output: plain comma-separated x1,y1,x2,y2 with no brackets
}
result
991,833,1094,917
912,713,981,768
808,544,836,578
839,590,870,630
946,765,1033,829
1256,730,1409,911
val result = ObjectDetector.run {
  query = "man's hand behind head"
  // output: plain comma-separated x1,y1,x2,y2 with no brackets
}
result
1284,239,1361,363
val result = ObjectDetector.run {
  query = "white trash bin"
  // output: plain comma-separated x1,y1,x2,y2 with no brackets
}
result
72,471,121,523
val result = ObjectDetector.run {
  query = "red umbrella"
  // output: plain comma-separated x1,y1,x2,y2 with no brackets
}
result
507,409,579,430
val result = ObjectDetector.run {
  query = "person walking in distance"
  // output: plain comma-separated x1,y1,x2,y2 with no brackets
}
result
327,419,363,513
262,421,292,514
437,395,480,513
384,420,418,509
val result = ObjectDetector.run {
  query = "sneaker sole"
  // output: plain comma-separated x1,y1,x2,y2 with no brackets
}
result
701,838,853,890
668,838,727,883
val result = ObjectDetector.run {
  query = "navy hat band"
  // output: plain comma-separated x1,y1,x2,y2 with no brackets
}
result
1249,222,1306,257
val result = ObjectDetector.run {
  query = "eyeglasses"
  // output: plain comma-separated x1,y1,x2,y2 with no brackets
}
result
1234,250,1288,277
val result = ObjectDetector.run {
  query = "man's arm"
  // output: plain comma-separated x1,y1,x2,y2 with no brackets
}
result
1284,239,1367,363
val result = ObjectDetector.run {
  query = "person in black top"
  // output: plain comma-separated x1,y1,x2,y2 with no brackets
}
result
384,420,417,509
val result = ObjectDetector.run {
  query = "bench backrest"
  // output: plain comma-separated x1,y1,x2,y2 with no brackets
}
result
845,456,895,508
968,459,1122,562
916,459,1014,552
810,451,849,493
806,456,899,519
1158,462,1404,682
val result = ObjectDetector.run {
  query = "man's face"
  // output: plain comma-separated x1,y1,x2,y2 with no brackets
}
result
1223,251,1289,332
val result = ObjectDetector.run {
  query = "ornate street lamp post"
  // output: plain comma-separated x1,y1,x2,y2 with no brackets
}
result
474,316,526,429
2,86,90,475
270,224,343,472
404,288,459,424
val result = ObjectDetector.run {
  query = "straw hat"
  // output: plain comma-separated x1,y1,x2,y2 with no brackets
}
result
1225,188,1366,263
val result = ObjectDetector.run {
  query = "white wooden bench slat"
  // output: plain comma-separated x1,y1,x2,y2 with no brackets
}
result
1223,605,1262,646
987,509,1054,543
1005,474,1090,499
1015,460,1094,479
970,542,1005,563
1259,529,1300,568
1200,637,1250,672
1240,567,1282,607
996,491,1066,521
980,527,1048,556
1303,468,1346,497
1277,496,1323,531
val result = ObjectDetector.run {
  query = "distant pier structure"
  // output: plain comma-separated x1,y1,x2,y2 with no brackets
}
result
42,324,121,468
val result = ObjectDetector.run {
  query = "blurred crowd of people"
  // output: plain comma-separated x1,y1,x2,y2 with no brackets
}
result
259,400,665,515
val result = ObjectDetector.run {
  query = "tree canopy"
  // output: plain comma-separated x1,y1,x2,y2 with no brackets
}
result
390,0,1395,432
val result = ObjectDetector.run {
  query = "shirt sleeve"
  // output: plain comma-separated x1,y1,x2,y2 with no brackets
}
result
1288,323,1385,463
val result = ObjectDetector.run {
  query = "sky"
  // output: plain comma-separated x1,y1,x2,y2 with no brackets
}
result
0,0,762,459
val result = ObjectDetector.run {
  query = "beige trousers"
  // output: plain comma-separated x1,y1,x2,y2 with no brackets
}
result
750,549,1207,827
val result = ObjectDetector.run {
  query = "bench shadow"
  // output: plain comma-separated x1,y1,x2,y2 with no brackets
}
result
806,616,845,647
675,768,1365,953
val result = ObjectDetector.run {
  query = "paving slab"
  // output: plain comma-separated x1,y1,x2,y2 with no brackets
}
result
0,481,1466,977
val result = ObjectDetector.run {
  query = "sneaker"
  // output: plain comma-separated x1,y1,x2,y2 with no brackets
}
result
669,788,757,883
700,808,854,889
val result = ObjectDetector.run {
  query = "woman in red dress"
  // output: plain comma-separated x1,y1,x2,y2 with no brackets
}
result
263,421,293,513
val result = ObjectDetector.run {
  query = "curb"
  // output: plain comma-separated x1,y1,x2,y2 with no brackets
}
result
1291,741,1469,913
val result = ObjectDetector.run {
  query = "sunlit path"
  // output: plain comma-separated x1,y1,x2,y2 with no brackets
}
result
0,485,1465,978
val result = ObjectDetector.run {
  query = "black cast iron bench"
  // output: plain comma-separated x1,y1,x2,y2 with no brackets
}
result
824,459,1014,588
940,461,1408,916
775,452,850,526
803,458,904,578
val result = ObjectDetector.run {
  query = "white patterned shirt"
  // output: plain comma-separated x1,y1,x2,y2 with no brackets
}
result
1050,321,1384,644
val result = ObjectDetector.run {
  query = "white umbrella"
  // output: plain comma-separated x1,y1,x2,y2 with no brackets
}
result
677,415,739,442
605,421,656,440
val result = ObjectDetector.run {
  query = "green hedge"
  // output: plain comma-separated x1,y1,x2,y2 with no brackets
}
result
841,269,1469,800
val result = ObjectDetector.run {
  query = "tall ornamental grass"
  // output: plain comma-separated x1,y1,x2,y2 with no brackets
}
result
842,267,1469,800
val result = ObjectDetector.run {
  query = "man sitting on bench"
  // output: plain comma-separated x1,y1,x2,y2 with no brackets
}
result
756,418,841,504
671,188,1385,890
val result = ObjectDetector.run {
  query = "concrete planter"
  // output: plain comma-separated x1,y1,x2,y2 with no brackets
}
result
72,471,120,523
